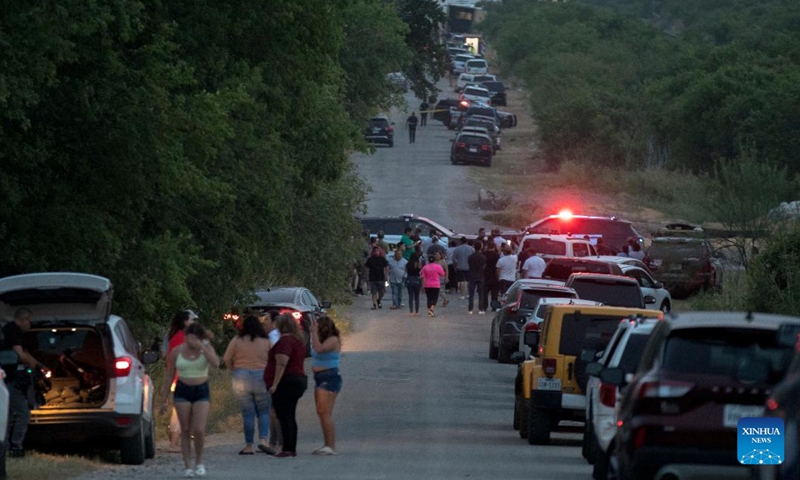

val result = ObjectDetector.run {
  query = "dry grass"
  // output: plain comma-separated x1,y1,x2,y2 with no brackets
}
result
7,452,99,480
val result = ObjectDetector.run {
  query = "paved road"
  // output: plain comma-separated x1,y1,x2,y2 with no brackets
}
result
74,81,592,479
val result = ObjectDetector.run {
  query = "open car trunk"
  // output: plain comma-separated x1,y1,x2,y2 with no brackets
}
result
26,326,110,408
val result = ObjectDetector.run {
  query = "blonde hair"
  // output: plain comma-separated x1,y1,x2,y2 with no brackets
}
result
275,314,304,342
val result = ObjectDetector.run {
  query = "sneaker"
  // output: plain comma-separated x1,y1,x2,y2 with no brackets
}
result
184,469,195,478
468,311,474,315
460,295,466,300
274,451,297,458
313,446,338,456
258,444,278,455
195,465,206,477
478,310,486,315
377,301,382,309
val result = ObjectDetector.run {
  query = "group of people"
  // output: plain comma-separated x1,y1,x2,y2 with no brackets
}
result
161,309,342,478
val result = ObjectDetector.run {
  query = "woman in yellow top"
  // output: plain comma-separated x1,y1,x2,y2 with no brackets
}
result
161,323,219,478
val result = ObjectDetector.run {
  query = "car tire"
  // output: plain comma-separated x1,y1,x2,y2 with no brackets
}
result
497,344,512,364
144,412,156,459
593,446,611,480
120,416,146,465
659,300,671,314
527,405,551,445
583,420,596,463
489,330,499,360
518,397,529,439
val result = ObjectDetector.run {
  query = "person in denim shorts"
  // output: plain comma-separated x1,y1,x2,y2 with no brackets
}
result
310,316,342,455
161,323,219,478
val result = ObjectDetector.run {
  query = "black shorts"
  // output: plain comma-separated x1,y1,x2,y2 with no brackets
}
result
174,380,210,404
456,270,469,282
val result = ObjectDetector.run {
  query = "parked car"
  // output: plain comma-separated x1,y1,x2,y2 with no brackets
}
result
591,255,653,275
464,58,489,75
645,236,723,298
0,272,160,464
358,214,455,252
610,312,800,480
459,85,492,106
525,213,645,255
364,115,394,147
619,265,672,313
583,315,661,478
489,282,577,363
450,131,493,167
230,287,332,356
516,234,598,259
456,73,496,92
386,72,408,93
513,304,660,444
479,81,508,106
433,98,460,125
459,126,499,153
541,257,625,283
460,116,501,151
565,273,655,309
517,298,604,358
452,53,478,74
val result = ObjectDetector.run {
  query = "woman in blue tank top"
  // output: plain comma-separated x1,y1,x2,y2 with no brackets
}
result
310,316,342,455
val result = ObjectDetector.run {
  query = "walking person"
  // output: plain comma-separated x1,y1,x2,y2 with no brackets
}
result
405,252,423,316
223,315,271,455
365,246,390,309
310,316,342,455
467,242,488,314
496,243,519,296
421,255,446,317
452,236,475,299
165,309,198,452
264,314,309,458
484,241,501,310
387,247,408,309
161,323,219,478
419,101,429,126
406,111,419,143
521,252,546,279
433,250,450,308
2,308,50,458
263,310,283,454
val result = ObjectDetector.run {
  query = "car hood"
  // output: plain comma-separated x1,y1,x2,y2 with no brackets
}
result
0,272,113,324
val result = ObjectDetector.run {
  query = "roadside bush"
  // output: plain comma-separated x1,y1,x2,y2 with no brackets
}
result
687,270,748,312
745,228,800,316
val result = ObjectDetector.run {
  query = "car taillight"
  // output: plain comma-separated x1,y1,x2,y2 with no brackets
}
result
387,126,393,133
542,358,557,378
223,313,240,322
114,356,132,377
634,427,647,449
599,382,616,407
524,322,539,332
280,309,303,324
460,100,469,107
456,142,466,148
767,398,779,411
637,380,694,399
481,144,491,151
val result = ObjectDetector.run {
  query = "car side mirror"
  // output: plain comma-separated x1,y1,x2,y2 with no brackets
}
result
322,301,332,309
141,350,160,365
579,349,597,363
599,366,625,387
586,361,603,377
654,282,664,289
644,295,656,305
523,331,539,348
776,323,800,348
510,351,526,365
490,300,501,310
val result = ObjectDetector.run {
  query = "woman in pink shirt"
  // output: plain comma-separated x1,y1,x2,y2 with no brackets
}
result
420,256,446,317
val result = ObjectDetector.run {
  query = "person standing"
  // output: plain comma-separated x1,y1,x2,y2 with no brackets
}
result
451,236,475,300
223,315,271,455
521,252,547,279
496,243,519,296
484,241,501,311
264,315,308,458
387,248,408,309
421,256,446,317
419,101,429,127
434,250,450,308
165,310,198,452
400,227,417,260
406,112,419,143
628,242,645,261
376,231,390,257
426,235,446,260
467,242,488,314
2,308,49,458
405,252,423,316
310,316,342,456
263,310,283,454
365,246,390,310
160,323,219,478
445,239,458,293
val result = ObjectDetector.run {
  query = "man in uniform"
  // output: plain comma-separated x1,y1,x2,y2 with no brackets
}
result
406,112,419,143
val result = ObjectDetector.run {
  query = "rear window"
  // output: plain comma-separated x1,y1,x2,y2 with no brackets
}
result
543,261,615,281
558,314,623,356
568,279,642,308
455,55,473,62
369,118,389,128
467,107,496,118
648,242,704,259
465,119,495,130
458,135,490,146
466,59,487,67
254,290,295,304
474,76,495,83
520,289,575,309
482,81,504,91
662,328,792,382
618,333,650,373
463,87,490,97
523,238,567,256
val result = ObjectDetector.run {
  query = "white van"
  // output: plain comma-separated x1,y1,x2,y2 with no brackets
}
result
465,58,488,75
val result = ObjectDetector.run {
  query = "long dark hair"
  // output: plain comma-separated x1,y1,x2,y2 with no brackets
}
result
316,316,340,344
408,252,421,270
184,323,211,341
238,315,267,341
168,310,192,340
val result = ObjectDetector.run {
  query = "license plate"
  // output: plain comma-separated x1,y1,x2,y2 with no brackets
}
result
372,128,380,133
723,404,764,428
537,377,562,391
670,264,682,271
469,147,477,153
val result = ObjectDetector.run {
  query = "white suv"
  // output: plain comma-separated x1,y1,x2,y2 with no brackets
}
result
516,234,598,258
582,316,660,479
0,273,159,464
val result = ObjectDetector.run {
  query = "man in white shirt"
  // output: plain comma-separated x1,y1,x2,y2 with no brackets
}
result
522,254,546,279
495,244,518,295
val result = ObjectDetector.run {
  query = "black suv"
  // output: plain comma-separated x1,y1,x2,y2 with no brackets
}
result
364,115,394,147
526,214,644,255
434,98,459,125
451,131,493,167
542,256,624,282
480,81,508,106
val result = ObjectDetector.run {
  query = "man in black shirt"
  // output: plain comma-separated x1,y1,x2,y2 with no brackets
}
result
406,112,419,143
467,242,488,314
483,241,501,311
365,247,390,310
2,308,47,457
419,101,429,127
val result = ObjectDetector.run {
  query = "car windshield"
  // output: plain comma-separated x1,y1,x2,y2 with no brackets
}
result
543,261,611,281
467,60,486,66
648,242,704,259
662,328,793,382
618,333,650,373
523,238,567,255
558,313,623,356
254,290,295,303
520,289,574,309
569,279,642,308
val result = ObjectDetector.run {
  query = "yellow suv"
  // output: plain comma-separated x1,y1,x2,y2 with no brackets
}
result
513,304,662,445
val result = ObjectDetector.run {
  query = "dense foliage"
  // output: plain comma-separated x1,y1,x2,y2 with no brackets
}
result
480,0,800,174
0,0,437,340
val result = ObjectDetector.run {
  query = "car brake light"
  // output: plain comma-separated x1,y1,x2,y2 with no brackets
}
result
114,357,132,377
638,380,694,399
767,398,779,411
456,142,466,148
460,100,469,107
115,416,134,426
634,427,647,449
223,313,240,322
599,382,616,407
524,322,539,332
542,358,556,378
480,144,491,151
